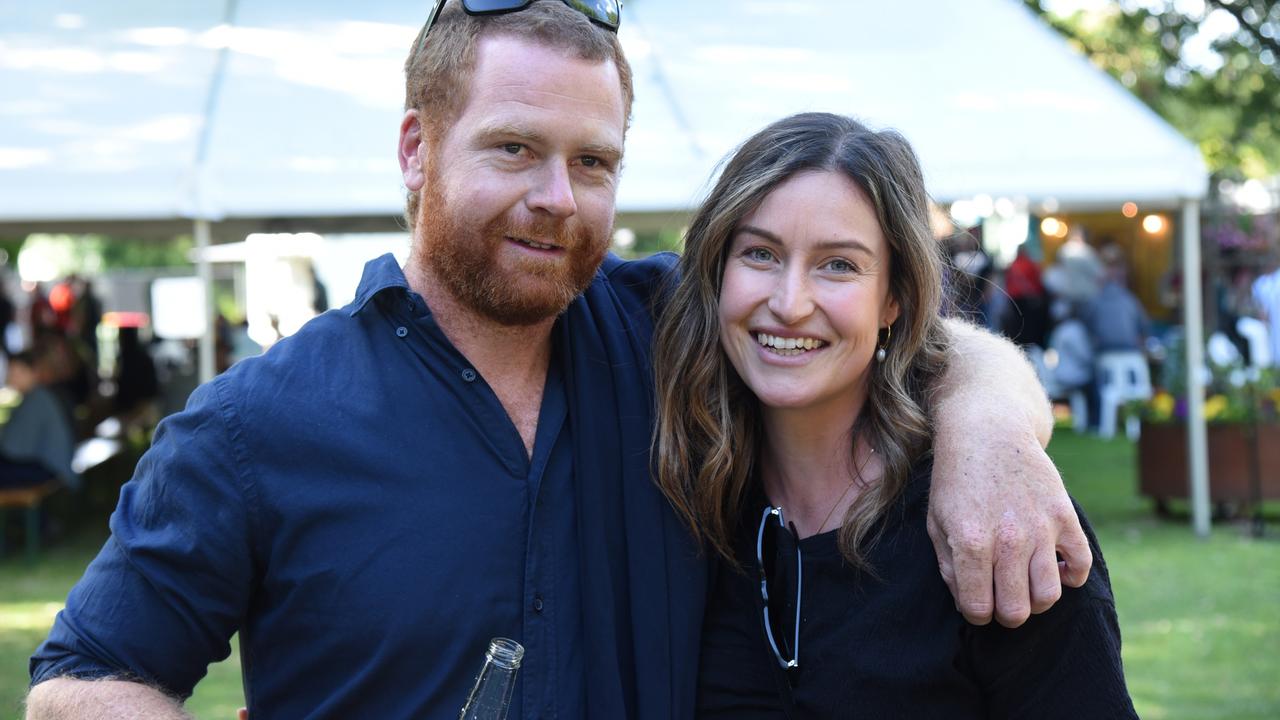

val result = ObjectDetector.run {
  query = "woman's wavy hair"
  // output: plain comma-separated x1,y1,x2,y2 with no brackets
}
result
653,112,951,569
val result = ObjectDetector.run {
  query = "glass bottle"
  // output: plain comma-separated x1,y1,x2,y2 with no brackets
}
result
458,637,525,720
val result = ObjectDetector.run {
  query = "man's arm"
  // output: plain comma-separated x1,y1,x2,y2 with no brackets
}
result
26,678,190,720
27,379,253,713
927,318,1092,628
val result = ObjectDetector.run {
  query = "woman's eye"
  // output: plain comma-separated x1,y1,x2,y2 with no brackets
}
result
827,258,856,273
747,247,774,263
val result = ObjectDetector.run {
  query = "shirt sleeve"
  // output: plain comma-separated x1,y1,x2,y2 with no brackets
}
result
29,376,257,699
963,507,1138,719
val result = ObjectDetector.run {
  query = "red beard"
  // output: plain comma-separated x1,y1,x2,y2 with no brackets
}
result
415,178,610,327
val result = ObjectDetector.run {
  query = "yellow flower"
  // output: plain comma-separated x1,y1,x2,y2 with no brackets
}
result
1204,394,1228,421
1151,392,1175,420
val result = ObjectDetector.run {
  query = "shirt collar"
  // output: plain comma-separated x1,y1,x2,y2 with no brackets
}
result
349,253,412,316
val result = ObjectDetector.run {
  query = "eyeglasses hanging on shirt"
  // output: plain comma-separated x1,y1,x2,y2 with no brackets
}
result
757,505,802,672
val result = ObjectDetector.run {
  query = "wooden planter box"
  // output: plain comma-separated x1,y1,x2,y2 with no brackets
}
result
1138,422,1280,503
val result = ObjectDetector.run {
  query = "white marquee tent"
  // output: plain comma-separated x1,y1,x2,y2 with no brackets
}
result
0,0,1213,533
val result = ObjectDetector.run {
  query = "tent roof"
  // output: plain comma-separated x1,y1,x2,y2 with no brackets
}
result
0,0,1207,234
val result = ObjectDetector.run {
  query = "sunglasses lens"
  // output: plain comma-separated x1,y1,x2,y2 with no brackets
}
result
463,0,531,11
564,0,621,28
762,518,798,661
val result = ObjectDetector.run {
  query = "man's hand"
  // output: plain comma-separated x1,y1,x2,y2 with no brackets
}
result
928,319,1092,628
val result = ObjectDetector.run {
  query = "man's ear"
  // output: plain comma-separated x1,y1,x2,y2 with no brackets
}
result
399,109,427,192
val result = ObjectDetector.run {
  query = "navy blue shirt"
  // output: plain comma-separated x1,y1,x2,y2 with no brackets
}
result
32,254,706,719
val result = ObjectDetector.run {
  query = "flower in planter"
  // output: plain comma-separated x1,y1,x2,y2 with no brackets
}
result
1150,391,1176,421
1131,358,1280,426
1204,394,1229,421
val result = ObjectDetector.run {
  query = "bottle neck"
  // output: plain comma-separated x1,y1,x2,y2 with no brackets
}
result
486,638,524,671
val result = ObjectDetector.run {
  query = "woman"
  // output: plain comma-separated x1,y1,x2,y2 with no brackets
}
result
653,113,1135,718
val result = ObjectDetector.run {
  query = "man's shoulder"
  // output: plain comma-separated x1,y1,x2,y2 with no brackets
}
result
213,311,368,410
597,252,678,292
580,252,679,322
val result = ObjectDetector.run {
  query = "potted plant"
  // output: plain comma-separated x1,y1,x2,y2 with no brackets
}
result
1131,357,1280,511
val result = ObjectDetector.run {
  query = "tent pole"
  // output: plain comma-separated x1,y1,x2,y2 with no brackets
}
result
196,219,216,384
1181,200,1210,538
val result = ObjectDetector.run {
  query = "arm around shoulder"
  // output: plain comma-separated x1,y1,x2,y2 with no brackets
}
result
26,677,191,720
926,319,1091,628
933,318,1052,447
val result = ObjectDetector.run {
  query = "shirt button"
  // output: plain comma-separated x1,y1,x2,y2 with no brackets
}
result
532,595,544,613
395,326,408,338
461,368,478,382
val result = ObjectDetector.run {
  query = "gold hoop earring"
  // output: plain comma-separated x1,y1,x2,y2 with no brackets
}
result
876,324,892,362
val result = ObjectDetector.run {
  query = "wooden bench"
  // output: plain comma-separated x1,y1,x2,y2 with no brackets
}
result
0,479,62,564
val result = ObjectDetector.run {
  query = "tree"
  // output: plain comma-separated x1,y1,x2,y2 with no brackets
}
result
1025,0,1280,179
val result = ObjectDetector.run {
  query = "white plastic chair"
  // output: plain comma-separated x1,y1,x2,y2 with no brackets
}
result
1237,316,1271,368
1095,351,1152,440
1207,331,1241,367
1027,345,1090,432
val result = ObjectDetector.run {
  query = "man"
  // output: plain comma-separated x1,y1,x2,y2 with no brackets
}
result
1083,244,1149,353
27,2,1089,717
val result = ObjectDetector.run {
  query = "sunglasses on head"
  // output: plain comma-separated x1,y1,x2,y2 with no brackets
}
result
419,0,622,53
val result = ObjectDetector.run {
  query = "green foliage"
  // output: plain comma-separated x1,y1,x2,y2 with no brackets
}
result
97,234,194,270
1025,0,1280,179
17,234,194,278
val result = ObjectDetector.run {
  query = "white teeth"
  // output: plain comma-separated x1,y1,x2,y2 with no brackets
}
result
517,238,555,250
755,332,825,353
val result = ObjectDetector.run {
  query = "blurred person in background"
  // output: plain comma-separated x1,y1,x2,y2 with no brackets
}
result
1052,225,1104,305
30,330,84,429
70,276,103,374
47,280,75,334
112,326,159,421
1000,241,1049,348
1039,297,1095,402
0,350,78,490
26,283,56,338
1083,244,1149,353
1250,253,1280,365
0,271,15,353
944,228,992,326
26,2,1092,717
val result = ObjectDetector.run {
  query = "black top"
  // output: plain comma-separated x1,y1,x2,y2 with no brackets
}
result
697,460,1137,719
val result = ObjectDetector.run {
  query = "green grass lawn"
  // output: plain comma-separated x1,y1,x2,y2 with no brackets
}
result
2,431,1278,718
